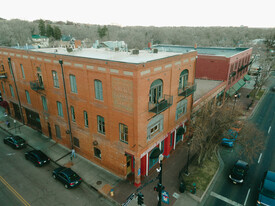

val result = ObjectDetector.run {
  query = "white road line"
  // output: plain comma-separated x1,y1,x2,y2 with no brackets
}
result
210,192,243,206
268,126,271,134
244,188,250,206
258,153,262,164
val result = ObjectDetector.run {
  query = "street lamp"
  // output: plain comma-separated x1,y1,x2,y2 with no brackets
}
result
150,148,165,206
184,141,191,176
233,93,238,111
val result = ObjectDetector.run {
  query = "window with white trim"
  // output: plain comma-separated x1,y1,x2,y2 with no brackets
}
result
69,74,77,93
57,101,63,117
52,70,59,88
94,80,103,100
147,114,164,141
119,123,128,143
176,99,187,120
149,79,163,104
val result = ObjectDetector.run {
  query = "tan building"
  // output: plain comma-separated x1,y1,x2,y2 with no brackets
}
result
0,47,197,186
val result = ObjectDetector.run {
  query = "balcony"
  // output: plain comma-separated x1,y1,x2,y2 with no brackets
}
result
0,71,7,79
30,80,44,91
178,83,197,98
148,94,173,114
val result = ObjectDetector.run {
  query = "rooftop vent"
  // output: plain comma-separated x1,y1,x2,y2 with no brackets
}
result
153,48,158,53
132,49,139,55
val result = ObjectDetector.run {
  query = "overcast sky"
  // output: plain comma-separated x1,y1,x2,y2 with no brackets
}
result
1,0,274,28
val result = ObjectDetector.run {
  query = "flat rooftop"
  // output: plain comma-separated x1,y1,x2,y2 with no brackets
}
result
153,44,250,58
194,79,224,101
30,47,184,64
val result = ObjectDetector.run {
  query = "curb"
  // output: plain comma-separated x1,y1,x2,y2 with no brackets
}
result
186,149,224,204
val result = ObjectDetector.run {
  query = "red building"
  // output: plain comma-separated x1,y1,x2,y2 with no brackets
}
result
152,45,253,97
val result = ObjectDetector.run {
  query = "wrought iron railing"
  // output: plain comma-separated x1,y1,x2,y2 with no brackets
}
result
178,83,197,98
30,80,44,91
148,94,173,114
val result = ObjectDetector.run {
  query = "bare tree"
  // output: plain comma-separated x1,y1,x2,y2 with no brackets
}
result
236,122,265,164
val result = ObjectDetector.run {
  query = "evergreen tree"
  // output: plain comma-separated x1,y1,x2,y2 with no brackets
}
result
53,26,62,40
46,24,54,37
97,25,108,39
38,19,46,36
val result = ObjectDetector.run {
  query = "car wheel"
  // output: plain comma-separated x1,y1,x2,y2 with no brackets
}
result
53,174,56,179
64,184,69,189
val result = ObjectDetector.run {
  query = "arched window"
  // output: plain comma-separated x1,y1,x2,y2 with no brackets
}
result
179,69,189,89
147,114,164,141
149,79,163,103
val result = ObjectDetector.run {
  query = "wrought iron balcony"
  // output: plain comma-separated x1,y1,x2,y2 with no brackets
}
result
30,80,44,91
178,82,197,98
0,71,7,79
148,94,173,114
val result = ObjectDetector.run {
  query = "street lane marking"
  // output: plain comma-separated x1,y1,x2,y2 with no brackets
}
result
258,153,262,164
268,126,271,134
244,188,250,206
0,176,30,206
210,192,242,206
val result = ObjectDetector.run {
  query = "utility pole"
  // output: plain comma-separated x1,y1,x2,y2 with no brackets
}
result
8,57,25,125
59,59,73,149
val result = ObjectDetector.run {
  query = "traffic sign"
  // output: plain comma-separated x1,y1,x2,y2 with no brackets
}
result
162,190,169,204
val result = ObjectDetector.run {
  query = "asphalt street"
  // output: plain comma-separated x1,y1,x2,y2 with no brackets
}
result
0,128,115,206
203,76,275,206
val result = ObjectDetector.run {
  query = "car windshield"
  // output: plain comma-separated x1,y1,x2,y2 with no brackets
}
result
68,173,80,181
261,188,275,199
233,167,245,175
13,136,24,143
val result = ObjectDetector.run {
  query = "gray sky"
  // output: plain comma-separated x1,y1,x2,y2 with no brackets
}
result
2,0,274,28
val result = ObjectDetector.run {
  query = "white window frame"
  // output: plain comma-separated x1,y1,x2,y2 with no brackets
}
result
94,80,103,100
69,74,77,93
57,101,63,117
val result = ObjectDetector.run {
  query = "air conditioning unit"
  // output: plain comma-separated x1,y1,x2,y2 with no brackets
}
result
132,49,139,55
153,48,158,53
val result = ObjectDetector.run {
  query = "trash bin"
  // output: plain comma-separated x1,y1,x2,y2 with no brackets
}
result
179,181,186,193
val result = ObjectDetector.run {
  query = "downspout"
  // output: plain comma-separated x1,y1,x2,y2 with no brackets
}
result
8,57,25,125
59,59,73,148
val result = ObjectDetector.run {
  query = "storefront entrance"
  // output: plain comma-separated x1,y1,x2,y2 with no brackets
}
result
25,108,41,132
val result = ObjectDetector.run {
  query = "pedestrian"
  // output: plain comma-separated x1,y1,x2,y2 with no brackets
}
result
6,120,10,128
71,148,76,159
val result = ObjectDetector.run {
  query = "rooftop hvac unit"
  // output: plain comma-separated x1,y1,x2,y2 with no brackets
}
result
132,49,139,55
153,48,158,53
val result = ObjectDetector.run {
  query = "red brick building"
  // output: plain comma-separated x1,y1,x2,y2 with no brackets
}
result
0,47,197,186
152,45,253,97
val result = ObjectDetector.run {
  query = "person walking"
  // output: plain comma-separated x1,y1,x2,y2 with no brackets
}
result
71,148,76,160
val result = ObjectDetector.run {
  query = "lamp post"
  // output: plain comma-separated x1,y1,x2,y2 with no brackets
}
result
233,93,238,111
184,141,191,176
158,154,164,206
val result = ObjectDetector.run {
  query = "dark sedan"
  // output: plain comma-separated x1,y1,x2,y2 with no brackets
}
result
229,160,249,184
52,167,82,189
3,136,26,149
25,150,50,167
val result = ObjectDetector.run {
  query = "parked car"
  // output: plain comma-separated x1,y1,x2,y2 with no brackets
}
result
221,129,239,147
257,170,275,206
52,167,82,189
25,150,50,167
3,136,26,149
229,160,249,184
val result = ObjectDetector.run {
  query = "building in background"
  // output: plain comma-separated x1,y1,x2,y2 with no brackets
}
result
0,46,196,186
152,45,253,98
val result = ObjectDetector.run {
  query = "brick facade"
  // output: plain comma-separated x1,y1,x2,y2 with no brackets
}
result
0,47,197,186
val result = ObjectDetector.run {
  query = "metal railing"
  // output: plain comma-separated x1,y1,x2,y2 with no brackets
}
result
30,80,44,91
178,83,197,98
148,94,173,114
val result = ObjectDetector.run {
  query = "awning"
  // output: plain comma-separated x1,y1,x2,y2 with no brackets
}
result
237,79,246,87
176,126,185,136
243,74,251,81
226,80,246,97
